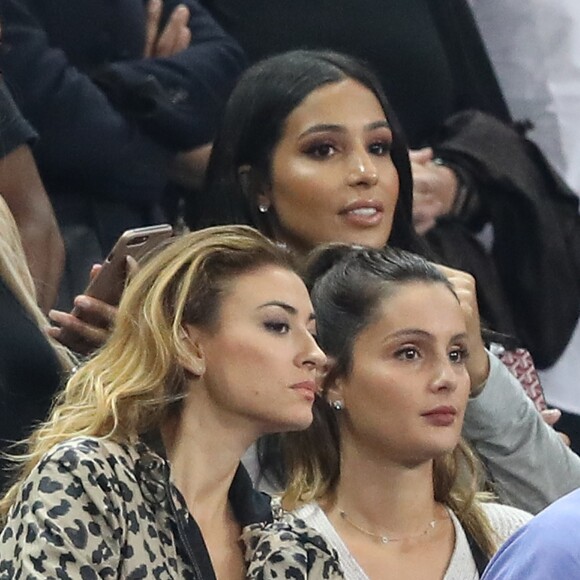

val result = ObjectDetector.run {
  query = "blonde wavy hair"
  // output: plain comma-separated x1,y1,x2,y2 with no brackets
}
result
0,225,295,522
281,244,499,557
0,195,75,371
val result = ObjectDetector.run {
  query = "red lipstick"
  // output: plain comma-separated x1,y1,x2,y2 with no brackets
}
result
421,405,457,427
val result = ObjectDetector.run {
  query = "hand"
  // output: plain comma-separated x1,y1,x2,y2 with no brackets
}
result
144,0,191,58
434,264,489,395
411,147,459,235
48,295,117,356
168,143,213,189
541,409,571,447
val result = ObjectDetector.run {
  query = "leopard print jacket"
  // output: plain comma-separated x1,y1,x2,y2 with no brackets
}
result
0,436,273,579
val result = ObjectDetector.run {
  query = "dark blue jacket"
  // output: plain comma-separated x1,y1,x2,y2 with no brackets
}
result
0,0,245,209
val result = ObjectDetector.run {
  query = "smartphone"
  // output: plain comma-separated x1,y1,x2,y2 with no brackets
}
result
82,223,173,307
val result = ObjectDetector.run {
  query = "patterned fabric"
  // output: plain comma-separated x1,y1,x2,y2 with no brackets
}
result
0,436,269,579
498,348,547,411
242,511,345,579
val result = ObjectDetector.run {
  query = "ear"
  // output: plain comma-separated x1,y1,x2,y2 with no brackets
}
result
179,325,206,378
322,357,345,405
238,164,272,210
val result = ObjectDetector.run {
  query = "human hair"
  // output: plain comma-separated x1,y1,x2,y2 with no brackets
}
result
201,49,421,253
282,244,499,557
0,225,296,522
0,195,75,372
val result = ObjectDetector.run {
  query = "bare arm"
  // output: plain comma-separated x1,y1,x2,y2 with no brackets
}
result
1,144,64,312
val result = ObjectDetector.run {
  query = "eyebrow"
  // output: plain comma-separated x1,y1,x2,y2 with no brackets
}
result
299,120,391,138
384,329,469,342
258,301,316,321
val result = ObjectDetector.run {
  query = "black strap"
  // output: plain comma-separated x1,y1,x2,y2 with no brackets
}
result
465,527,490,576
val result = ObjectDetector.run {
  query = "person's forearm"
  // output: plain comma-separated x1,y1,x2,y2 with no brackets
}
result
1,145,64,311
463,352,580,513
168,143,213,189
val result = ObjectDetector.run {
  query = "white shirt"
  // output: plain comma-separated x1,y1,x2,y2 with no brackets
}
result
293,501,531,580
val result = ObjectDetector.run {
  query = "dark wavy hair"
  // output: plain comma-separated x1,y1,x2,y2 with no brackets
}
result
201,49,422,253
282,243,498,557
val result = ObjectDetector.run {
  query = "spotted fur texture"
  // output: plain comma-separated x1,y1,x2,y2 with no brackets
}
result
242,512,345,579
0,437,202,579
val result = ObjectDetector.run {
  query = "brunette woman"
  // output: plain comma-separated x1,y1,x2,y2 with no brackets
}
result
244,246,531,578
201,49,580,513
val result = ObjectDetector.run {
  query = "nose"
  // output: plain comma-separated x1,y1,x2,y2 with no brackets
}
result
346,147,379,187
299,332,327,371
429,356,459,393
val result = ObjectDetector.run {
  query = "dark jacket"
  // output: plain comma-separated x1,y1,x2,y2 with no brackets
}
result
0,0,245,246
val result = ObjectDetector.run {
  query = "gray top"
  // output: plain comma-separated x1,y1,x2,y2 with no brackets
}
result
464,352,580,513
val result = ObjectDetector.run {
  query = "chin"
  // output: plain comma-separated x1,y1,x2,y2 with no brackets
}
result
263,410,314,435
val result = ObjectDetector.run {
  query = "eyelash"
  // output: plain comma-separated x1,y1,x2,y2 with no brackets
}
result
394,346,469,363
395,347,420,361
304,140,392,159
264,321,290,334
449,347,469,363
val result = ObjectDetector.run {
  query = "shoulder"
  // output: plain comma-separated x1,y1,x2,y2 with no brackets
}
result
35,436,138,477
480,501,533,544
11,437,141,514
242,505,344,579
482,491,580,579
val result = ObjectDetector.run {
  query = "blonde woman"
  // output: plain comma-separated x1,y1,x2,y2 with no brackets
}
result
0,225,328,578
244,246,531,579
0,195,74,488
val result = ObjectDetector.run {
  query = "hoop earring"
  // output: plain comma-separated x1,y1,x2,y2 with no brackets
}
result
331,400,344,411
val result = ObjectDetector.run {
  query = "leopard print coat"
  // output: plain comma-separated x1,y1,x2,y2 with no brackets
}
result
0,436,272,579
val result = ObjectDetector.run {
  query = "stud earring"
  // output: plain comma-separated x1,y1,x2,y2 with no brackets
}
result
331,400,344,411
258,204,269,213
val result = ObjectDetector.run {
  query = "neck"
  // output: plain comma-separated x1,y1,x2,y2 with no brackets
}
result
161,391,257,522
325,433,442,537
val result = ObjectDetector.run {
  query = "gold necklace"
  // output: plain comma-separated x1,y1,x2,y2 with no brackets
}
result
338,509,437,545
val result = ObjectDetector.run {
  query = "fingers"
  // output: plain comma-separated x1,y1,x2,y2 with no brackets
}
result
48,310,110,356
144,0,163,58
434,264,490,391
48,296,118,355
89,263,102,282
541,408,562,427
558,432,572,447
126,255,139,279
409,147,433,165
72,295,118,328
155,4,191,57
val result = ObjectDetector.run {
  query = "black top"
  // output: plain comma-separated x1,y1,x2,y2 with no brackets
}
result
202,0,509,146
0,81,37,156
0,278,63,485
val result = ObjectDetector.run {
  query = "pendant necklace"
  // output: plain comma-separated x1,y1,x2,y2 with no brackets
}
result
338,509,437,545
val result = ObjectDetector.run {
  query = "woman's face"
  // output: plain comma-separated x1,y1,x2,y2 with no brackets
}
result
261,78,400,252
330,281,470,466
185,264,326,435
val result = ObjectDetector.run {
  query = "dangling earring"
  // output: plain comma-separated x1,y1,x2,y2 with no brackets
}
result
331,400,344,411
258,203,269,213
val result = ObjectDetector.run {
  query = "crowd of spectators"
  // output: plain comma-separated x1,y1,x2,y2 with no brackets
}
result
0,1,579,577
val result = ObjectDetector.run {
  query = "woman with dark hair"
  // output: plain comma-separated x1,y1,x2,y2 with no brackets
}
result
244,246,531,578
201,49,580,514
202,50,417,255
